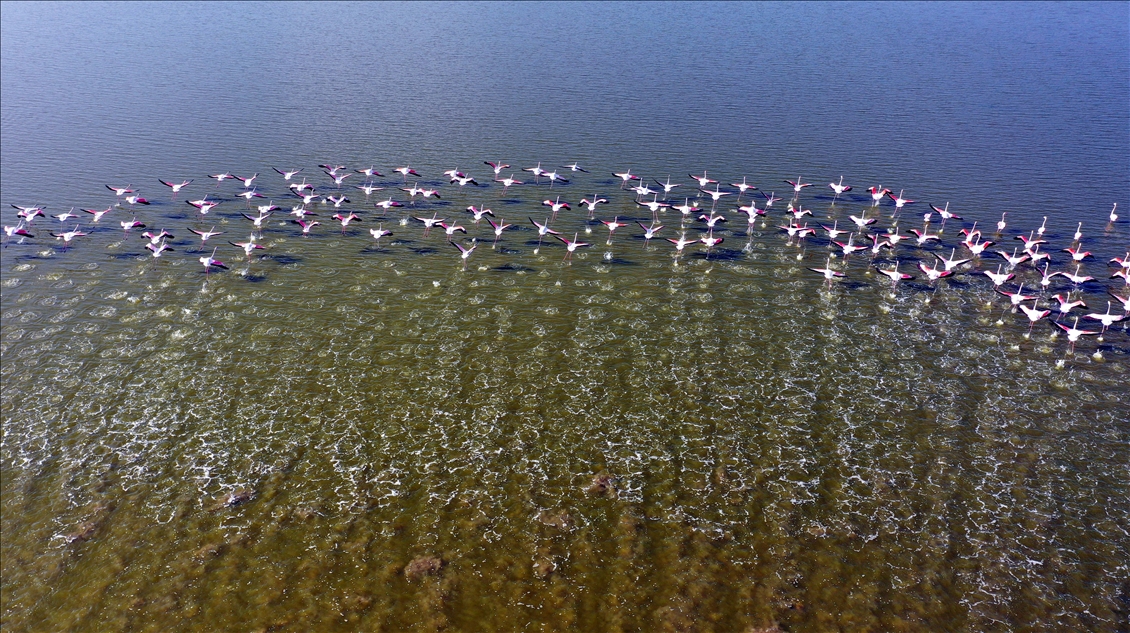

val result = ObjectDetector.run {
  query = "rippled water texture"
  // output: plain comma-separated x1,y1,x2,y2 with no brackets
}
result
2,3,1128,632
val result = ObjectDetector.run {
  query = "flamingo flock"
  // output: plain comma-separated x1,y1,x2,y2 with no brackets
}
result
4,162,1127,357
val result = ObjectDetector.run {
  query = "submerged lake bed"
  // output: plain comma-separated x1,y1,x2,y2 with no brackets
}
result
2,3,1128,632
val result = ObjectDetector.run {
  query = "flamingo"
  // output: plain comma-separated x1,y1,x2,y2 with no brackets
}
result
828,176,851,204
1084,302,1125,339
699,229,723,257
466,205,494,222
356,183,384,196
530,217,559,252
555,232,589,261
1059,264,1094,286
374,197,404,211
452,240,476,270
637,196,669,222
274,167,303,180
234,173,258,188
613,169,640,188
355,166,383,178
1050,293,1087,320
810,256,846,286
199,247,227,274
106,185,135,197
120,217,145,234
654,176,681,198
414,213,444,237
524,163,547,184
784,176,812,200
332,212,362,234
1108,290,1130,314
637,221,663,243
83,206,114,222
294,218,320,236
562,163,589,173
935,248,971,272
996,212,1008,233
1063,245,1092,262
928,202,962,229
51,208,81,223
887,190,915,216
867,186,891,206
145,240,174,258
1036,216,1048,237
486,217,512,248
368,225,392,248
543,170,568,187
1017,301,1051,337
875,261,915,287
207,173,234,185
1055,317,1099,354
439,221,466,241
229,235,264,260
394,166,421,181
821,221,850,241
2,222,34,246
484,161,510,176
495,174,523,192
600,217,628,245
141,229,174,245
542,196,570,221
1038,262,1061,289
579,196,608,218
731,177,757,200
666,232,696,261
50,225,87,251
983,264,1014,287
699,184,732,211
289,178,312,193
690,171,718,188
995,247,1030,267
188,226,222,243
159,179,193,197
1108,203,1118,223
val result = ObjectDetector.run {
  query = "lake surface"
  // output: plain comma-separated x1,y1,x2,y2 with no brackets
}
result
2,2,1128,631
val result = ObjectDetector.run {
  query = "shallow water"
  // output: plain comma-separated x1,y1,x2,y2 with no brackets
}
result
2,3,1129,632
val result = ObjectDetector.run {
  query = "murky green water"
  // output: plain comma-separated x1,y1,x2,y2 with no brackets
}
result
4,2,1129,631
2,192,1128,631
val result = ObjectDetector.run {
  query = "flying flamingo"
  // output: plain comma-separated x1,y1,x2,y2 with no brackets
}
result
1084,302,1125,339
332,212,362,234
189,226,222,243
158,178,193,197
1055,317,1099,354
784,176,812,201
579,196,608,218
600,217,628,245
199,247,227,275
369,225,392,248
50,225,88,251
414,213,444,237
486,217,512,248
867,186,891,206
1017,301,1051,337
452,240,476,270
542,196,570,221
555,232,590,261
828,176,851,204
2,222,34,246
530,217,559,252
613,169,640,189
